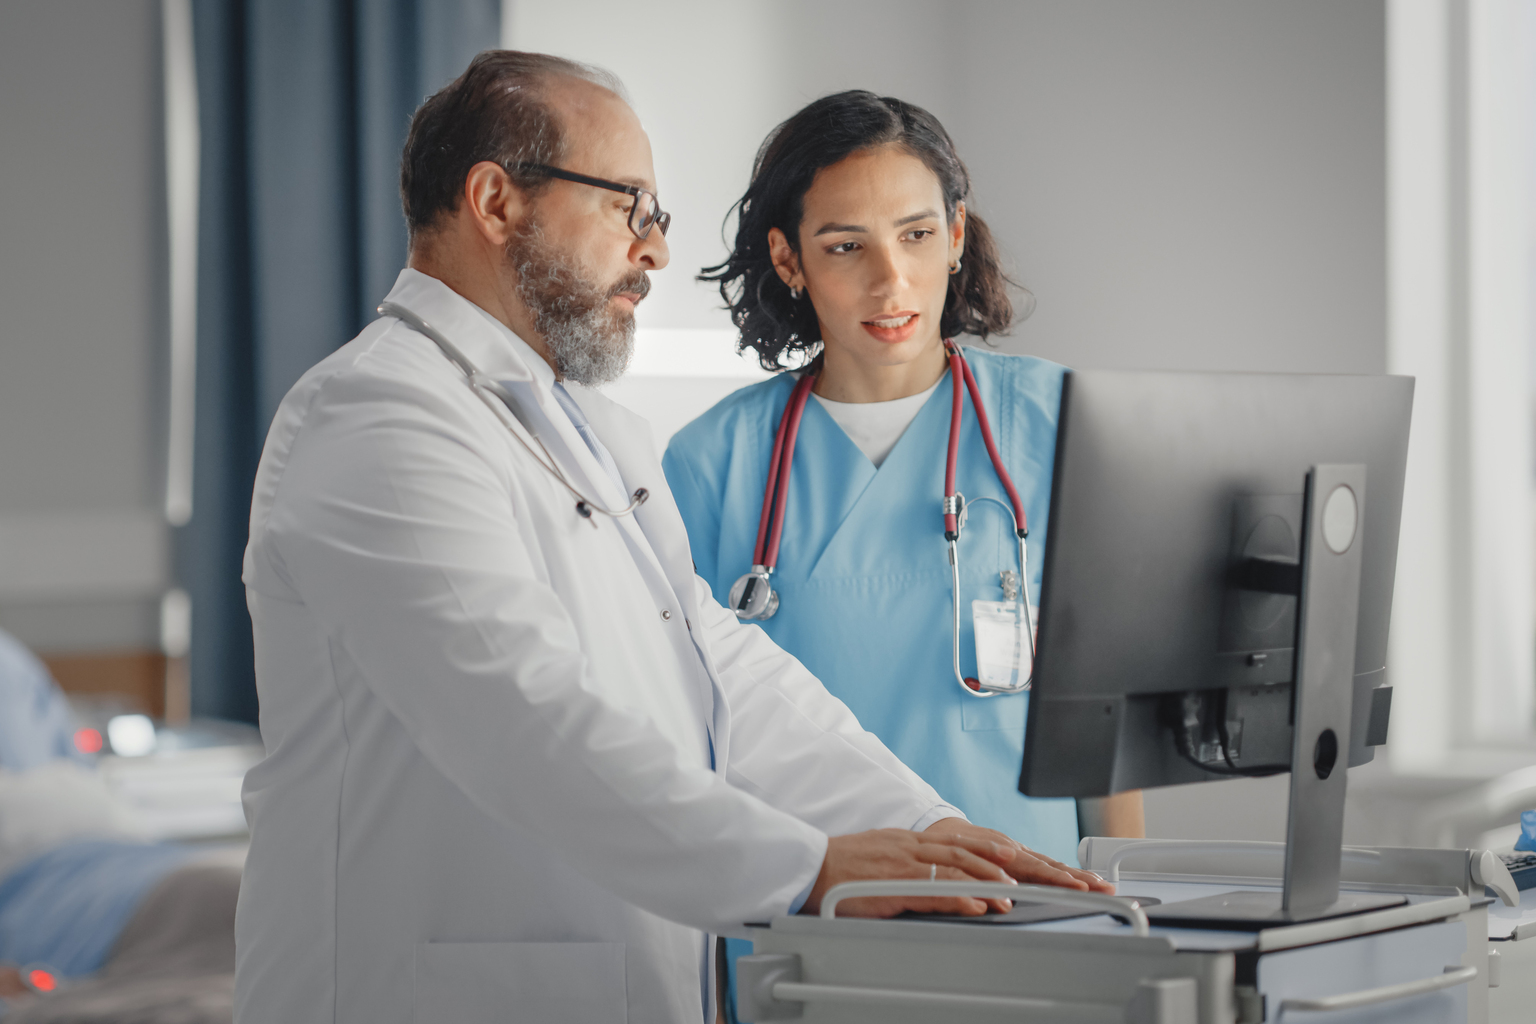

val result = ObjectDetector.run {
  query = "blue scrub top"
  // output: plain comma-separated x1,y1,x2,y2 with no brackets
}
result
663,348,1080,867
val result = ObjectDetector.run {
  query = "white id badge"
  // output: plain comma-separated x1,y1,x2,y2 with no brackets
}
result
971,600,1037,691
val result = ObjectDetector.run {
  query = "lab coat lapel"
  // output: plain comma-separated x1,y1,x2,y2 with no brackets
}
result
380,269,536,385
383,271,623,515
383,271,618,514
381,272,728,772
570,385,733,770
539,388,673,591
563,389,692,602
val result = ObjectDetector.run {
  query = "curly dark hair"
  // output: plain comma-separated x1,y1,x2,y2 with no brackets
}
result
700,90,1027,371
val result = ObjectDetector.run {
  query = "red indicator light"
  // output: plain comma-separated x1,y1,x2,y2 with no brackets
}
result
28,969,57,992
74,728,103,754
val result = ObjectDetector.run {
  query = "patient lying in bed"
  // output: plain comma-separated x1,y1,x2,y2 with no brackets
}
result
0,631,241,1024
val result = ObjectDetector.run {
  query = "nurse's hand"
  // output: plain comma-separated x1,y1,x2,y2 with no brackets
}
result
798,828,1021,919
923,817,1116,894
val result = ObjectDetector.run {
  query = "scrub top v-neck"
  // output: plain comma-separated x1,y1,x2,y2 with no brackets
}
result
810,378,942,469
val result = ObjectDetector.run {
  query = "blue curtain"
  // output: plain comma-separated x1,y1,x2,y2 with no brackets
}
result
183,0,500,722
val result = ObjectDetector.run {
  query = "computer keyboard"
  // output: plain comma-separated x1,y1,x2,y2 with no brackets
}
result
1500,852,1536,891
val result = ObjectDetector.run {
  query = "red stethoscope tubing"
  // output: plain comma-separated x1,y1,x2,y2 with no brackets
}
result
945,342,1027,537
754,370,818,568
756,342,1026,573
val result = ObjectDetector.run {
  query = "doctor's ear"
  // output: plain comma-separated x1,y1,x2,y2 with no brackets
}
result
767,227,803,290
461,161,527,246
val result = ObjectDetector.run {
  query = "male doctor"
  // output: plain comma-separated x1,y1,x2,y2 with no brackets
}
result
235,51,1110,1024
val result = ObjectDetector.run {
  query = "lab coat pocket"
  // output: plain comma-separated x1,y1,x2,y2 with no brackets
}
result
414,941,626,1023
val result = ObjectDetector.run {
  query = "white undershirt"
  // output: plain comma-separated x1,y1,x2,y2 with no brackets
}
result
811,378,943,468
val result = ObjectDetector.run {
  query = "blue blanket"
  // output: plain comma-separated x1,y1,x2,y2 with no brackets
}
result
0,631,83,772
0,840,194,977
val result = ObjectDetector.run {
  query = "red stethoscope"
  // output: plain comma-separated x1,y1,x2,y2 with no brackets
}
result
727,341,1036,697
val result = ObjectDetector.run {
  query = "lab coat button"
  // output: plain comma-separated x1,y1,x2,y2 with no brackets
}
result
661,610,672,621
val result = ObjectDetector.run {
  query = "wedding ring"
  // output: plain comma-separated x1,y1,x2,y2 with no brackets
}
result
928,862,937,881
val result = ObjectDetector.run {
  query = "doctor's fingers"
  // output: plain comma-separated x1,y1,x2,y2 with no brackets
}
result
914,842,1018,915
1004,848,1114,894
918,830,1024,868
914,840,1017,884
1010,846,1114,892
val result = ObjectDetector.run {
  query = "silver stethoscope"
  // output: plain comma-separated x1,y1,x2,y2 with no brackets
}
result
377,301,649,523
729,341,1037,698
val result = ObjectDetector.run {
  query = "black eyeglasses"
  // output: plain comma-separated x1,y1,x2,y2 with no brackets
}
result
516,163,671,240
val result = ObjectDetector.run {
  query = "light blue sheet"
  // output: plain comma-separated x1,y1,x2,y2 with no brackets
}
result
0,629,84,772
0,840,194,977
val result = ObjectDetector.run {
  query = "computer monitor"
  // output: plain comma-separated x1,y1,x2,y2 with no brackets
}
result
1018,370,1413,927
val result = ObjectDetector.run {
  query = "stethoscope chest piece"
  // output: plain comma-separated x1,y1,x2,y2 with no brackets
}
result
729,565,779,621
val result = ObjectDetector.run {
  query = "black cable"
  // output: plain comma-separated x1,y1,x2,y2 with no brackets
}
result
1216,714,1288,778
1173,705,1288,778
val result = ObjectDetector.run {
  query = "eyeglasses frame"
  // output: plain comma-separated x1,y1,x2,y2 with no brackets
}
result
514,163,671,240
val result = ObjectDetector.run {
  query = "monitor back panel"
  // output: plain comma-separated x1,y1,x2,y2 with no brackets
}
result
1020,371,1412,797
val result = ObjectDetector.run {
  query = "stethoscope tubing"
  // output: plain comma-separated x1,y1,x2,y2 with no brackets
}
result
940,342,1035,697
375,302,648,522
754,370,817,568
734,341,1038,697
945,343,1026,533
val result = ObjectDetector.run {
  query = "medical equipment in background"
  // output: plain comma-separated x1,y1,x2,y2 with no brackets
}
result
729,342,1035,699
377,302,649,522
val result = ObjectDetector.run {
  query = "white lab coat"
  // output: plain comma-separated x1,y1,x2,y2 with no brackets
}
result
235,269,961,1024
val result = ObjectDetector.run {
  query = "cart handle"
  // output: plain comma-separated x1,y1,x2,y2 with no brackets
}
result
1276,965,1476,1016
818,880,1150,937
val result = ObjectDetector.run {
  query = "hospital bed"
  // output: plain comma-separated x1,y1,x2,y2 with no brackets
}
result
0,630,255,1022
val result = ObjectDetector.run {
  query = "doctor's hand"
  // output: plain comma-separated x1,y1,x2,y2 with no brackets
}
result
798,828,1021,919
923,817,1116,894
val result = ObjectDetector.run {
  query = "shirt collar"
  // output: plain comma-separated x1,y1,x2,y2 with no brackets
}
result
464,300,558,393
379,267,558,399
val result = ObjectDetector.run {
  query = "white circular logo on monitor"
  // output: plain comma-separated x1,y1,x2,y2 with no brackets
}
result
1323,485,1358,554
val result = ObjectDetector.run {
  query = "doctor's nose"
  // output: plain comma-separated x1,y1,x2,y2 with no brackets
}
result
633,226,669,271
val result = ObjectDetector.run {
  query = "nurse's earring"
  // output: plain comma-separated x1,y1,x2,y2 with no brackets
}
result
949,259,962,275
789,285,802,300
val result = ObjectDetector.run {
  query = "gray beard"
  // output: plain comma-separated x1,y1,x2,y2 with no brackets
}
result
506,220,637,387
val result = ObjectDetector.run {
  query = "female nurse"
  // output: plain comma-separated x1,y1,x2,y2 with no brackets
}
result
664,90,1144,873
667,95,1145,1014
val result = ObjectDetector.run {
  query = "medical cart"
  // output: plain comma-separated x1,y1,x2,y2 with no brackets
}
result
738,837,1522,1023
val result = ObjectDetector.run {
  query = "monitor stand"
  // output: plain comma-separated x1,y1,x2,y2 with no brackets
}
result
1146,465,1406,931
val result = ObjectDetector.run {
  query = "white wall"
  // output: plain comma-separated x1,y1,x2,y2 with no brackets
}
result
0,0,169,651
508,0,1389,842
508,0,1385,374
955,1,1386,374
